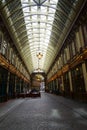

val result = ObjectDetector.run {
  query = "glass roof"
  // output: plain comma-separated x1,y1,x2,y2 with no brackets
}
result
21,0,58,73
0,0,83,74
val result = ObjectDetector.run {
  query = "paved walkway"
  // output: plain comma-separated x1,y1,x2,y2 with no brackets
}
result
0,93,87,130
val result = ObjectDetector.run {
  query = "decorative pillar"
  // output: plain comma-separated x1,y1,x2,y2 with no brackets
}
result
52,80,54,92
68,71,73,92
51,81,52,92
61,75,64,95
20,79,22,93
19,79,21,93
79,25,84,47
66,46,70,61
44,75,47,91
76,30,81,51
6,71,10,100
56,78,58,89
14,76,17,97
68,71,73,98
82,63,87,92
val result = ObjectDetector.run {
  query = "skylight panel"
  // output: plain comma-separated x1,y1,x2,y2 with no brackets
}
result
41,15,46,20
32,22,37,26
33,34,39,37
23,12,29,16
29,39,33,42
32,23,38,27
33,37,40,41
49,8,55,13
25,16,30,21
48,16,54,21
23,7,30,12
26,24,32,29
41,6,47,12
46,30,51,35
51,4,57,8
32,15,37,20
30,41,38,45
40,37,44,41
22,3,28,7
45,39,49,42
46,23,52,27
21,0,28,2
33,28,38,32
40,31,45,35
50,0,58,4
27,26,32,30
48,20,53,24
40,29,45,33
40,23,46,27
31,0,34,3
28,35,33,39
33,30,38,34
31,6,37,11
48,13,54,18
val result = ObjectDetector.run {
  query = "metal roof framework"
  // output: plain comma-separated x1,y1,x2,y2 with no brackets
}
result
0,0,84,74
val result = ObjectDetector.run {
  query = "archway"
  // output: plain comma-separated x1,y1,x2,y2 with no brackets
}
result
31,73,46,92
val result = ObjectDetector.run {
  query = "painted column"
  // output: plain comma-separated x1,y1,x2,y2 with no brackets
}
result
82,63,87,92
14,76,17,97
76,30,81,52
52,80,54,92
66,45,70,61
20,79,22,93
56,78,58,89
6,71,10,100
79,25,84,48
61,75,64,95
68,71,73,92
68,71,73,99
50,81,52,91
19,79,21,93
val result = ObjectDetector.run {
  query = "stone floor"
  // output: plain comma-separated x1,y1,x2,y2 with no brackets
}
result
0,93,87,130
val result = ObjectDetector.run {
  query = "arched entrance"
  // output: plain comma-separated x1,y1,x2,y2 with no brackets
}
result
30,73,46,92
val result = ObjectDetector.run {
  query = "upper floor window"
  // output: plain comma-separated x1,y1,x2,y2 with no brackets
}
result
0,31,8,57
2,40,7,56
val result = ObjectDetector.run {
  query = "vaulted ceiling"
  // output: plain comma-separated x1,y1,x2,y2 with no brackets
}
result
0,0,85,74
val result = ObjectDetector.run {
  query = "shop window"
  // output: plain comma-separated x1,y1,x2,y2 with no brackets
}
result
71,65,85,93
63,72,70,93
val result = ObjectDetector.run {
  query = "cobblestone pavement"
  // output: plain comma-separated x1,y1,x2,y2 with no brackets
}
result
0,93,87,130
